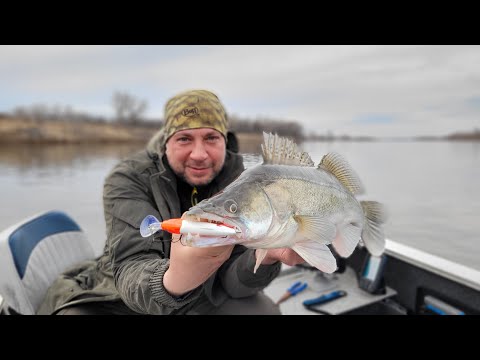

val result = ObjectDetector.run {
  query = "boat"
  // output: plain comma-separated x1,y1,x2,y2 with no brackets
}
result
0,210,95,315
264,239,480,315
1,210,479,315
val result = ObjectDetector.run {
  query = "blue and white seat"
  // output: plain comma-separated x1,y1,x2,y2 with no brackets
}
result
0,210,95,315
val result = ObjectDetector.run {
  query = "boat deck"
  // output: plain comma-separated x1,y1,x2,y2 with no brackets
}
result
264,265,400,315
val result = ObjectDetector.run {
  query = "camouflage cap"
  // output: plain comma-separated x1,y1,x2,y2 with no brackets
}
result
162,89,228,147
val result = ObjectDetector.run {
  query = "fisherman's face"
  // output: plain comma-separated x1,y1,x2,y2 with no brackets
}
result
165,128,226,186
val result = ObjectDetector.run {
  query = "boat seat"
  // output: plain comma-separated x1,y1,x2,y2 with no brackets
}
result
0,210,95,315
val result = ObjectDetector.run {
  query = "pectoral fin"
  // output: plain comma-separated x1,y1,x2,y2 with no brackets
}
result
294,215,336,243
292,241,337,273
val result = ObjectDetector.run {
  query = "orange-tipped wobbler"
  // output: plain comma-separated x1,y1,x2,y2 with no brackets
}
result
140,215,237,238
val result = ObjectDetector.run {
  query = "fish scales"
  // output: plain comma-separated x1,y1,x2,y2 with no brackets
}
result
182,132,387,273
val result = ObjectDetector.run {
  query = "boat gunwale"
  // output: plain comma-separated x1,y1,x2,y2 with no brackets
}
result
383,238,480,292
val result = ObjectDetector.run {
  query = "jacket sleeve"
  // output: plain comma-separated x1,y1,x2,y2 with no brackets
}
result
217,245,281,298
103,162,202,314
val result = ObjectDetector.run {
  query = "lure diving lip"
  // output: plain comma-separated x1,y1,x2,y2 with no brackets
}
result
139,214,238,238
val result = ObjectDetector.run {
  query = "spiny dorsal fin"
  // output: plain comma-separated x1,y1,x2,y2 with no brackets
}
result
261,132,314,166
319,152,365,195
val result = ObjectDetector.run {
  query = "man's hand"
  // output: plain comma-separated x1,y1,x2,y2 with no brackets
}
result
163,233,234,297
257,248,306,267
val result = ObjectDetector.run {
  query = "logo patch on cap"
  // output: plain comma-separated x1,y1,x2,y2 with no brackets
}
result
181,106,199,117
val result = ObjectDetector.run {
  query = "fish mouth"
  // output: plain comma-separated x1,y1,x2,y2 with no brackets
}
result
184,208,244,238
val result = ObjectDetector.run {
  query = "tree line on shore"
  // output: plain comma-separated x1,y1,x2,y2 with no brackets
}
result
2,91,479,142
3,91,305,141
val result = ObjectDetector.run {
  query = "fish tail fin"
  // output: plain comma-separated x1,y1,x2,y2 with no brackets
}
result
360,201,388,256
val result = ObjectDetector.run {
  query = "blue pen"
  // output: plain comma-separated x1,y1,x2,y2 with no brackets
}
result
303,290,347,307
276,281,308,305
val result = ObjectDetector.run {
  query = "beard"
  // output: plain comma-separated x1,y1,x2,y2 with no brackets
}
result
178,167,221,187
168,159,224,187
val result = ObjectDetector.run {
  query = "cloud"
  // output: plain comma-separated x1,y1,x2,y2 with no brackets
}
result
353,114,396,124
1,45,480,136
466,96,480,108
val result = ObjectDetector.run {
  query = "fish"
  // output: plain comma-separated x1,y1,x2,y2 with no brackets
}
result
183,132,388,273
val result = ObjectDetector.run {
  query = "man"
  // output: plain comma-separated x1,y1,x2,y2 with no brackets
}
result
38,89,304,315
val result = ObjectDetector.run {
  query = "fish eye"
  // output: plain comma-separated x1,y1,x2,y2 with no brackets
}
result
224,199,238,213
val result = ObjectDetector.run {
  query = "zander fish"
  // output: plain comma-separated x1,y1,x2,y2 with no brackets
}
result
183,132,388,273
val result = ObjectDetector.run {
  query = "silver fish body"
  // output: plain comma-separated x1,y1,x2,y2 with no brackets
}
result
184,133,387,273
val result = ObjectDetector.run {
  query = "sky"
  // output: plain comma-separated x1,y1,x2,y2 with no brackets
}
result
1,45,479,137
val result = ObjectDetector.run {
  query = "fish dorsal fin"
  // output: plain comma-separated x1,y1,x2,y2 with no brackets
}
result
318,152,365,195
261,132,314,166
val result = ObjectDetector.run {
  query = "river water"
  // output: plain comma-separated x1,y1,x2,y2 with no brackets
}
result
1,140,479,270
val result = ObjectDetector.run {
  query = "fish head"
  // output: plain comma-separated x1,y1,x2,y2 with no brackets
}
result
184,180,274,246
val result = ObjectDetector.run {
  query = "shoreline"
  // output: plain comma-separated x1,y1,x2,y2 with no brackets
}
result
1,116,479,146
0,116,267,153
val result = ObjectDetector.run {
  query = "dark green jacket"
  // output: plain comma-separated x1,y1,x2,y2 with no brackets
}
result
38,135,281,315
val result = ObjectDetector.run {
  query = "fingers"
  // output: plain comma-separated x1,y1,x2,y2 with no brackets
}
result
171,234,234,260
171,233,182,242
279,248,306,266
261,248,306,267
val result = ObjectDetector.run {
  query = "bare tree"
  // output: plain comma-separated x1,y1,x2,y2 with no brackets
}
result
112,91,148,124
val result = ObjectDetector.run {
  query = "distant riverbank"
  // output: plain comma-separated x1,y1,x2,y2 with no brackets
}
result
0,116,265,153
1,116,478,150
0,116,154,144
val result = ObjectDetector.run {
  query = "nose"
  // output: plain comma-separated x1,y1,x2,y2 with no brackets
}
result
186,206,203,215
190,140,208,161
186,203,215,215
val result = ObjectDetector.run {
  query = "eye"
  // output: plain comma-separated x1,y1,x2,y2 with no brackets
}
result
224,199,238,213
205,135,220,143
177,137,190,143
